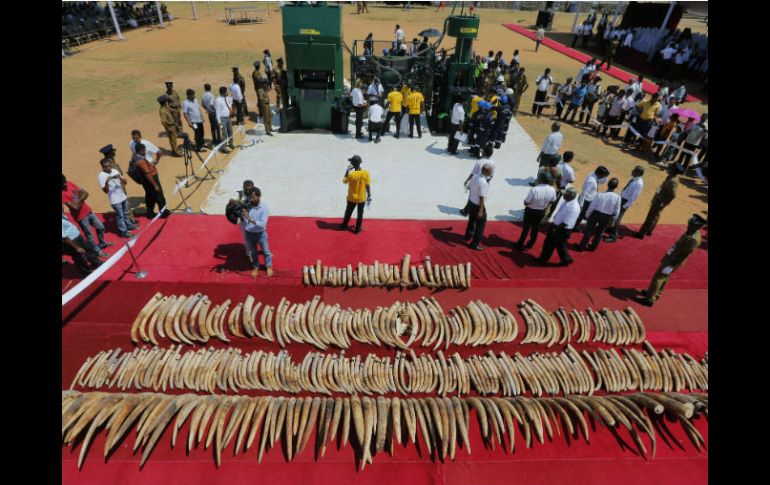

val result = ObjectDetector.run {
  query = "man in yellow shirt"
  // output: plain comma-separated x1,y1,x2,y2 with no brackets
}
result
400,83,412,119
407,86,425,138
623,92,661,148
340,155,372,234
469,93,484,116
382,85,403,138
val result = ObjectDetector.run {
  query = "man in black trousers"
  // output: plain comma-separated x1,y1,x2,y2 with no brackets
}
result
464,164,492,251
515,172,556,251
536,187,580,266
577,177,621,252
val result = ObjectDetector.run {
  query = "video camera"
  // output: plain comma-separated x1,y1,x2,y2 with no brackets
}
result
225,198,253,225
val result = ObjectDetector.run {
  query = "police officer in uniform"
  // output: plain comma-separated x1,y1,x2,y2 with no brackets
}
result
636,214,706,306
252,60,265,100
99,144,123,175
512,67,528,115
163,81,183,135
635,163,684,239
158,95,182,156
257,78,274,136
232,66,248,116
273,58,288,110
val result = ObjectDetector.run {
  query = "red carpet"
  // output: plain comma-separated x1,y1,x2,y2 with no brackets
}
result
502,24,704,103
62,215,708,484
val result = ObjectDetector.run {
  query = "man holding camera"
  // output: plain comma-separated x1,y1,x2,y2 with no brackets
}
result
340,155,371,234
240,187,273,278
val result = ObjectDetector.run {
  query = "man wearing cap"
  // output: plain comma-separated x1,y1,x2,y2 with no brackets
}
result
99,144,123,175
241,187,273,278
257,78,273,136
383,85,403,139
465,164,492,251
230,70,246,126
340,155,371,234
636,214,706,306
62,174,113,257
539,122,563,167
158,95,182,157
162,81,183,135
252,60,265,97
351,81,366,139
407,86,425,138
604,165,644,242
512,67,528,115
536,186,580,266
635,163,683,239
367,98,384,143
574,165,610,230
272,58,288,110
576,177,622,252
182,89,207,152
515,172,557,251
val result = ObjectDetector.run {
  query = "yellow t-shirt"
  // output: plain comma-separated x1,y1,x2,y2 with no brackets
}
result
407,91,424,115
400,86,412,105
469,95,483,116
637,100,661,121
387,91,403,113
344,169,371,203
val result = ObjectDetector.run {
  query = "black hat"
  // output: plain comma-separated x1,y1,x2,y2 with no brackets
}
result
157,95,167,105
164,80,173,86
689,214,707,227
232,66,239,71
277,58,284,64
348,155,362,165
99,144,114,155
253,60,261,68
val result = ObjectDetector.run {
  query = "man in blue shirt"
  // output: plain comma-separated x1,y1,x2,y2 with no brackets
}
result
240,188,273,278
562,80,587,123
62,213,102,276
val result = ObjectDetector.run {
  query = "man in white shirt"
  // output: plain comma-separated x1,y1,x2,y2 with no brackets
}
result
535,27,545,52
182,89,207,152
129,130,163,164
551,150,575,209
539,122,563,166
367,98,384,143
621,30,634,58
460,155,495,217
577,177,621,251
677,114,708,169
201,83,221,146
367,79,384,100
515,172,557,251
605,166,644,242
351,82,366,139
464,164,492,251
395,24,405,44
98,158,137,238
537,187,580,266
448,98,466,154
532,68,553,117
229,78,245,125
627,75,644,100
214,86,234,152
575,165,610,229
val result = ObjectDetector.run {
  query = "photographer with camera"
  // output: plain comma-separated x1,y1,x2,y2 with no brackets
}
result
239,187,273,278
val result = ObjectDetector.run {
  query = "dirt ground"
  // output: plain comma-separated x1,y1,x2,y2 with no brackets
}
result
62,2,707,224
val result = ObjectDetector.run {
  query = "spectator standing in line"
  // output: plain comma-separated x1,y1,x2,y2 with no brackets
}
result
562,79,587,123
538,122,563,166
62,174,112,257
636,214,706,306
604,165,644,242
62,212,103,276
215,86,234,153
576,177,621,252
602,36,620,69
464,164,493,251
201,83,221,147
620,29,634,59
182,89,207,152
98,158,137,238
340,155,372,234
515,172,556,251
635,163,683,239
581,22,592,47
677,114,708,170
653,113,680,160
622,92,661,149
407,86,425,138
241,187,273,278
383,85,404,139
574,165,610,230
552,150,576,209
263,50,273,89
158,95,182,157
230,73,245,126
367,98,384,143
132,143,170,219
580,76,602,126
536,187,580,266
571,22,582,48
531,68,553,117
351,81,366,139
535,26,545,52
554,77,573,119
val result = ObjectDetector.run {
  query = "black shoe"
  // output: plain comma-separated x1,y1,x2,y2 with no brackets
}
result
146,212,157,219
459,209,468,217
408,134,414,138
558,259,573,266
375,138,381,143
632,232,645,239
354,228,362,234
339,224,347,230
469,244,483,251
603,236,618,243
160,209,171,218
574,246,585,252
514,243,524,251
266,132,274,136
634,295,654,307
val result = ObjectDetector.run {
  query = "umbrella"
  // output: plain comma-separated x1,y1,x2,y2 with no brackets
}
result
418,28,442,38
669,108,701,122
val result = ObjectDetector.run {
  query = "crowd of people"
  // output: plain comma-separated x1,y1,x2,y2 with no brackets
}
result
62,2,172,41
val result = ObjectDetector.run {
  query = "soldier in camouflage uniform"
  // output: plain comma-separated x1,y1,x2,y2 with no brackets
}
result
163,81,183,135
636,214,706,306
634,163,684,238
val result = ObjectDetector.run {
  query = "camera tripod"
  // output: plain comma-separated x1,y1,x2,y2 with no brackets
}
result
181,134,198,188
